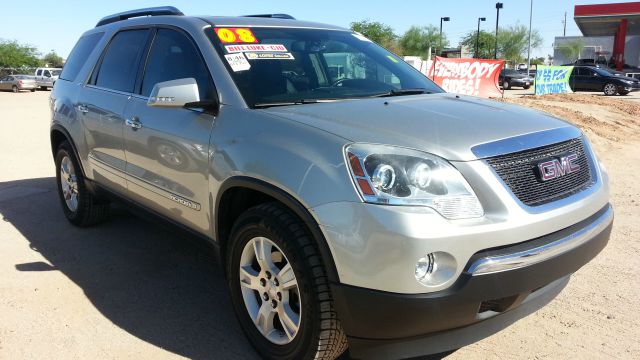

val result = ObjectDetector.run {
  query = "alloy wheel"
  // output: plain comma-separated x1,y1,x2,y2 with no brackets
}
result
60,156,79,212
239,236,301,345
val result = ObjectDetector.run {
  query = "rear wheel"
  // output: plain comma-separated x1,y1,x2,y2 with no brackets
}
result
523,85,531,90
227,202,348,360
12,85,18,93
55,141,110,226
603,83,618,96
30,89,36,92
502,80,511,90
40,86,47,91
619,90,630,96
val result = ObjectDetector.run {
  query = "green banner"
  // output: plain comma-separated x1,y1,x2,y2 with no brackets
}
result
535,66,574,95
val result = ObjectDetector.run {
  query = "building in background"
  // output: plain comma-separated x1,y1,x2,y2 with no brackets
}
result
553,2,640,73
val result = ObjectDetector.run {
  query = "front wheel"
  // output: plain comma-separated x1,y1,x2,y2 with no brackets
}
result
523,85,531,90
30,89,36,92
227,202,348,360
12,85,18,93
502,80,511,90
603,83,618,96
619,90,630,96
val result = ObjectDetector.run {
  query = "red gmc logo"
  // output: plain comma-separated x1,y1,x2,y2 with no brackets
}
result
537,153,580,182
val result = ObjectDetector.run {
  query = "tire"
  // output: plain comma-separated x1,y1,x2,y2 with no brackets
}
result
40,86,47,91
30,89,36,92
619,90,630,96
227,202,348,360
603,83,617,96
523,85,531,90
55,141,110,226
12,85,18,93
503,80,511,90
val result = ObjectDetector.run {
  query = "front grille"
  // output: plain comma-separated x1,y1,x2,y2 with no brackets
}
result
486,138,594,206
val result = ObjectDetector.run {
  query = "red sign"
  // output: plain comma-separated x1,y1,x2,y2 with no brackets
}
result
429,57,504,98
214,28,258,43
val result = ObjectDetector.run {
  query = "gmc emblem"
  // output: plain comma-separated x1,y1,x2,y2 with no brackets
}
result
537,153,580,182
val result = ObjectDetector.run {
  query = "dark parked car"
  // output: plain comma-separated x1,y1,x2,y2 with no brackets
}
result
569,66,640,96
499,69,533,90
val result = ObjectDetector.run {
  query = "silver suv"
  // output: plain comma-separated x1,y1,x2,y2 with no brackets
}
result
50,7,613,360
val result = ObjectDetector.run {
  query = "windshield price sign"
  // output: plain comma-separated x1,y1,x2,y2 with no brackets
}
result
215,28,258,43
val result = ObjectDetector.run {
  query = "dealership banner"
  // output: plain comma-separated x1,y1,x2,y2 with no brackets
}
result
535,66,574,95
429,57,504,98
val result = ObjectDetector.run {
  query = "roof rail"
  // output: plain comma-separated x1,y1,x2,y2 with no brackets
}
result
95,6,184,27
243,14,296,20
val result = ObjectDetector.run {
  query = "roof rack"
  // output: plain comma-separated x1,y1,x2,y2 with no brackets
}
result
243,14,296,20
95,6,184,27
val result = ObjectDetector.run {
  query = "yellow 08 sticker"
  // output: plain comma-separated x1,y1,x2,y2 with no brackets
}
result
215,28,258,43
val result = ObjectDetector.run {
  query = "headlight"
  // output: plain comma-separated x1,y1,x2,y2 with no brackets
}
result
345,144,484,219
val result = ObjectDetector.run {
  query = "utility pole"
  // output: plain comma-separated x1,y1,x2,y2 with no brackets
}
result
439,17,450,58
527,0,533,72
563,12,567,36
476,17,486,58
494,3,503,59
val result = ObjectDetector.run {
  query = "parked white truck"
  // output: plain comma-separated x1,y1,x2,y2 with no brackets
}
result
34,67,61,90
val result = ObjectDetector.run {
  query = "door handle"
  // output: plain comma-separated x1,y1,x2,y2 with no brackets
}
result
125,117,142,130
77,104,89,114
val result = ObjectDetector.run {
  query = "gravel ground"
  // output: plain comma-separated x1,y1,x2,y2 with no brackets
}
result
0,90,638,360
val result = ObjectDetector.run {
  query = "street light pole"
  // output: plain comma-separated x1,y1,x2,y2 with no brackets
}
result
494,2,503,59
476,17,486,58
439,16,450,58
527,0,533,73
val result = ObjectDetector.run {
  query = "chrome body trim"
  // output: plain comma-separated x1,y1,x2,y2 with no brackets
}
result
468,204,613,275
471,127,582,159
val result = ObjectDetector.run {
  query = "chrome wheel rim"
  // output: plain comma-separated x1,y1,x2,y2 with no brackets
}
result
503,81,509,88
604,84,616,95
60,156,79,212
239,237,301,345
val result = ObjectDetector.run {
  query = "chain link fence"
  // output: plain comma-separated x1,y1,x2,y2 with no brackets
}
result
0,67,39,77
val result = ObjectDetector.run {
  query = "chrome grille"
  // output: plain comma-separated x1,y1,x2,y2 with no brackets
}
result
486,138,594,206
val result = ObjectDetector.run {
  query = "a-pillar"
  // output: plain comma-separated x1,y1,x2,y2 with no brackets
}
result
612,18,628,71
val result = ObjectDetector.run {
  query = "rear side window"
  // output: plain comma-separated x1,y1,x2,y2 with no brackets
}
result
60,32,104,81
140,28,214,99
94,29,149,93
36,70,42,76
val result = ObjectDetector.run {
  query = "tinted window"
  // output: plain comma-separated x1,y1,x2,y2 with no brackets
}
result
95,29,148,92
36,70,42,76
141,29,214,99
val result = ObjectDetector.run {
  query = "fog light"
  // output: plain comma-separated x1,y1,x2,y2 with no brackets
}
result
414,252,457,287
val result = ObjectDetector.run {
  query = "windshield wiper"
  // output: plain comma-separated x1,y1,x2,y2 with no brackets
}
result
254,99,339,108
369,88,431,98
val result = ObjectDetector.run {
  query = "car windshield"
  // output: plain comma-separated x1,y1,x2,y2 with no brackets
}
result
503,69,520,75
206,27,443,107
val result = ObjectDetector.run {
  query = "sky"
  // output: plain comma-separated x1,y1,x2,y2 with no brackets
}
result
1,0,637,59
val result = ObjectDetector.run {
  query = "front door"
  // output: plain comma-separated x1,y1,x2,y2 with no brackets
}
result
77,28,150,193
123,27,217,234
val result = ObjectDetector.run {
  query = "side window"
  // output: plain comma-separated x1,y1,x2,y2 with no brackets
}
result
44,70,51,77
141,28,214,99
60,32,104,81
36,70,42,76
94,29,149,93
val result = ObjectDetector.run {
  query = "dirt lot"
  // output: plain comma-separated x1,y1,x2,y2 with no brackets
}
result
0,90,638,359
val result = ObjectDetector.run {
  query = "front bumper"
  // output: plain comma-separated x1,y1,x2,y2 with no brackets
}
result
333,204,612,359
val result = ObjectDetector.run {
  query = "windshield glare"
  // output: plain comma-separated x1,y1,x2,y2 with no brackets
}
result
206,27,443,107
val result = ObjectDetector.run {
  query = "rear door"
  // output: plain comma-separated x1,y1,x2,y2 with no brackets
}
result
122,27,216,233
77,28,151,193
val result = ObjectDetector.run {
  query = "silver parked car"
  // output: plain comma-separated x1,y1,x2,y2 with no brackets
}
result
34,67,61,90
0,75,37,92
50,7,612,360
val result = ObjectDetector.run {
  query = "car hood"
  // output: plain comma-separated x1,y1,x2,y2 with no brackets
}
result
261,93,575,161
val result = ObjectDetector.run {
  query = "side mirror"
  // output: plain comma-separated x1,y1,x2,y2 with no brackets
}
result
148,78,200,108
147,78,219,115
